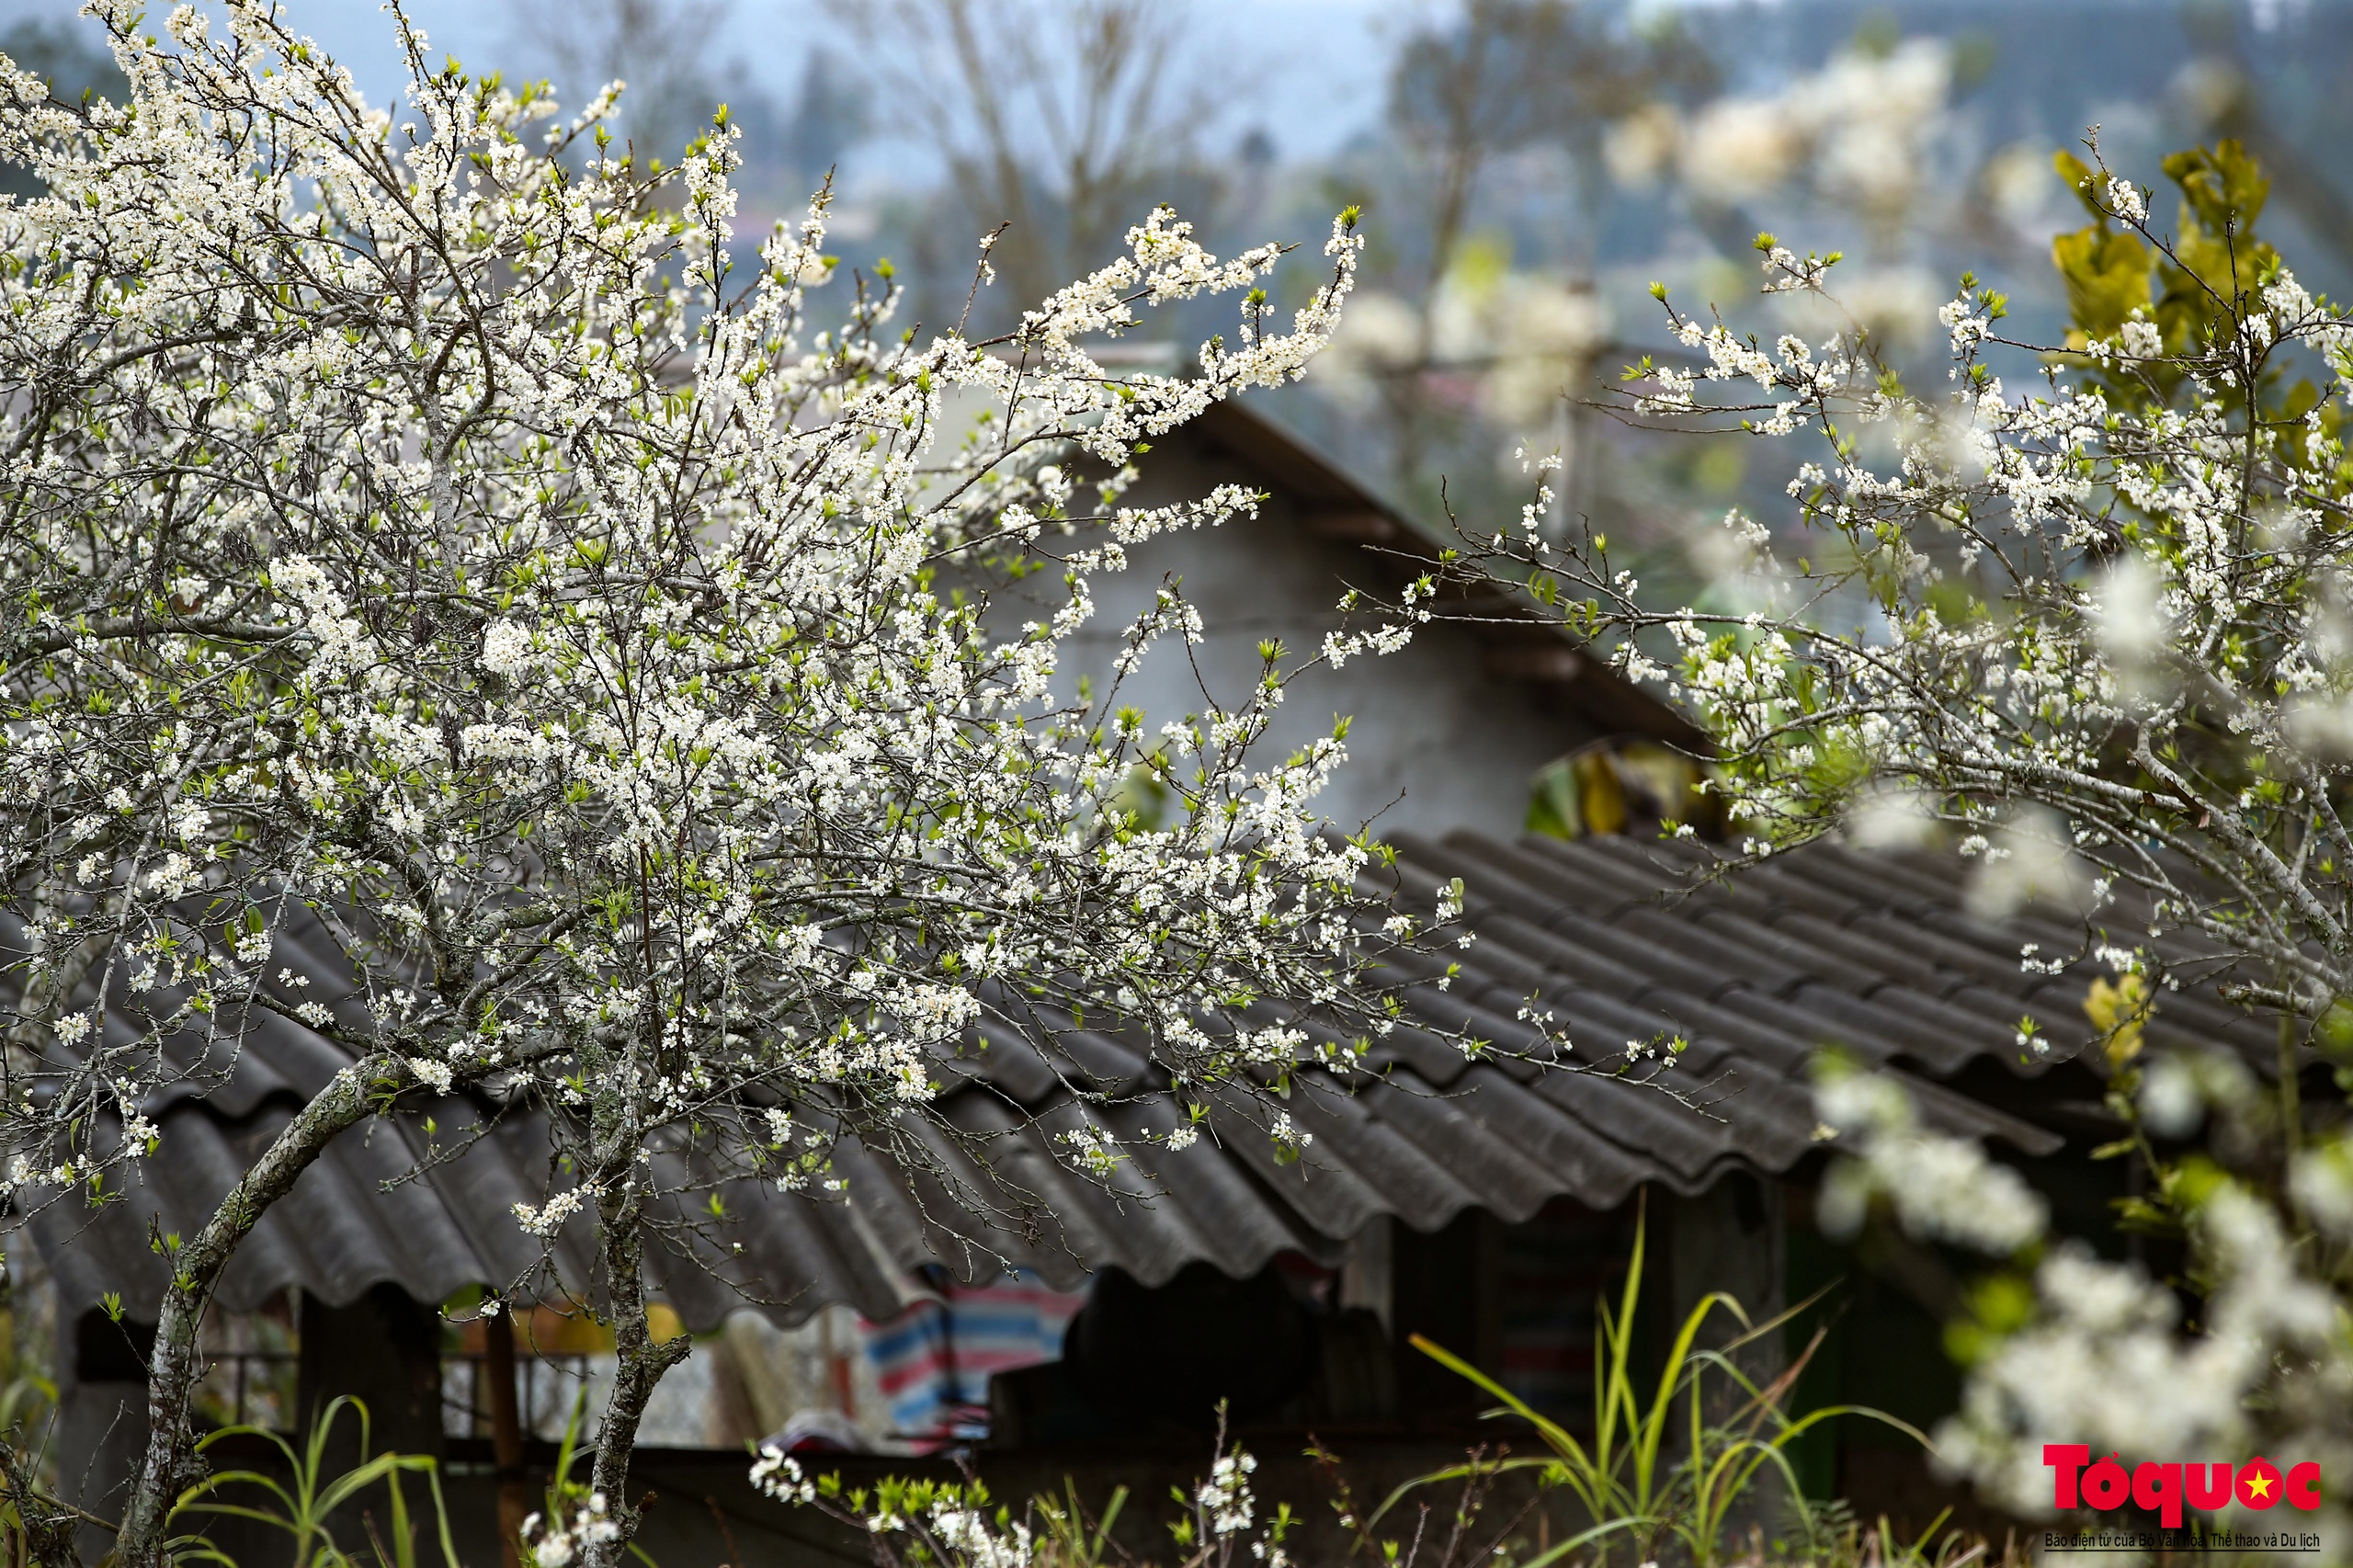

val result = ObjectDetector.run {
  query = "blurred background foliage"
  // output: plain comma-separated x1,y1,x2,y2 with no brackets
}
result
9,0,2353,641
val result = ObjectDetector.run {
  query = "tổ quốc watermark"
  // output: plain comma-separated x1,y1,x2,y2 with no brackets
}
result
2046,1445,2322,1529
2042,1531,2321,1554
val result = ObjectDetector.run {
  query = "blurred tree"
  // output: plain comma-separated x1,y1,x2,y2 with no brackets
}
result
505,0,866,217
2177,0,2353,271
777,47,869,194
506,0,733,167
1390,0,1714,288
1324,0,1717,502
837,0,1228,328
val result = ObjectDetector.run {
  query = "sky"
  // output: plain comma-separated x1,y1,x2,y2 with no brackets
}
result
0,0,1411,176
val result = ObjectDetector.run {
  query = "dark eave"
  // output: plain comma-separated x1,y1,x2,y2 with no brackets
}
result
1188,399,1709,754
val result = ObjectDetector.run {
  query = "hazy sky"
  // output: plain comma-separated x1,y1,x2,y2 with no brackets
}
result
0,0,1415,175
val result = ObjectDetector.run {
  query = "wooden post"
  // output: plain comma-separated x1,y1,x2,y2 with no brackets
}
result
483,1309,529,1568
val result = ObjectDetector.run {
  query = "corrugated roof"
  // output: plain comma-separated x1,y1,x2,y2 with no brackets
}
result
26,831,2160,1335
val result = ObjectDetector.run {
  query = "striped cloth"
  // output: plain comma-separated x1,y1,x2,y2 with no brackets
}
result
862,1272,1088,1447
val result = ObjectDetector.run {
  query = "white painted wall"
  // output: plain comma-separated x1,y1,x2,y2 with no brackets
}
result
1009,433,1600,841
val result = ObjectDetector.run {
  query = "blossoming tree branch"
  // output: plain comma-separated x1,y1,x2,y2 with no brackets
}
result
1415,137,2353,1531
1468,140,2353,1028
0,5,1518,1565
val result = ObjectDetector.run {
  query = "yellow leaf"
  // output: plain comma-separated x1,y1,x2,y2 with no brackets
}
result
2052,150,2107,220
2084,972,2151,1068
2163,139,2270,239
2052,224,2152,343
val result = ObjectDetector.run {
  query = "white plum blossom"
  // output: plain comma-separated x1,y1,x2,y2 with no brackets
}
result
1428,131,2353,1548
748,1448,817,1506
0,10,1455,1568
760,1438,1295,1568
1813,1064,2048,1254
1199,1449,1258,1535
522,1492,622,1568
1058,1124,1124,1179
1833,1069,2353,1543
1448,139,2353,1029
512,1185,596,1239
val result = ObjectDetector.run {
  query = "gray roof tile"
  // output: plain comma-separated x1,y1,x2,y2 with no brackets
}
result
28,832,2170,1327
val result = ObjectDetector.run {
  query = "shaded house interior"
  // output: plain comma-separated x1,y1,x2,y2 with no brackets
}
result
15,403,2277,1563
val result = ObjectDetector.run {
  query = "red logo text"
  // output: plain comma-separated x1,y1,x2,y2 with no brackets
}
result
2044,1447,2321,1528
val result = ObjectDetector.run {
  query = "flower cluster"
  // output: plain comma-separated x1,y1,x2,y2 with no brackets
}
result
759,1438,1294,1568
1823,1065,2353,1551
1198,1449,1258,1535
1449,138,2353,1026
1439,131,2353,1551
521,1492,621,1568
0,8,1439,1567
749,1447,817,1506
1812,1062,2047,1255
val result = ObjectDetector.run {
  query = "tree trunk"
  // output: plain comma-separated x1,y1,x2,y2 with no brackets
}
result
113,1055,393,1568
579,1178,688,1568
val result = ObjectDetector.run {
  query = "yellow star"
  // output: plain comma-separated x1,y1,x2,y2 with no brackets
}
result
2248,1473,2276,1502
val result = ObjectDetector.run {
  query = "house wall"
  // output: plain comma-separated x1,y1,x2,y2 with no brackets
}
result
1018,435,1600,840
1667,1176,1793,1543
56,1362,142,1565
